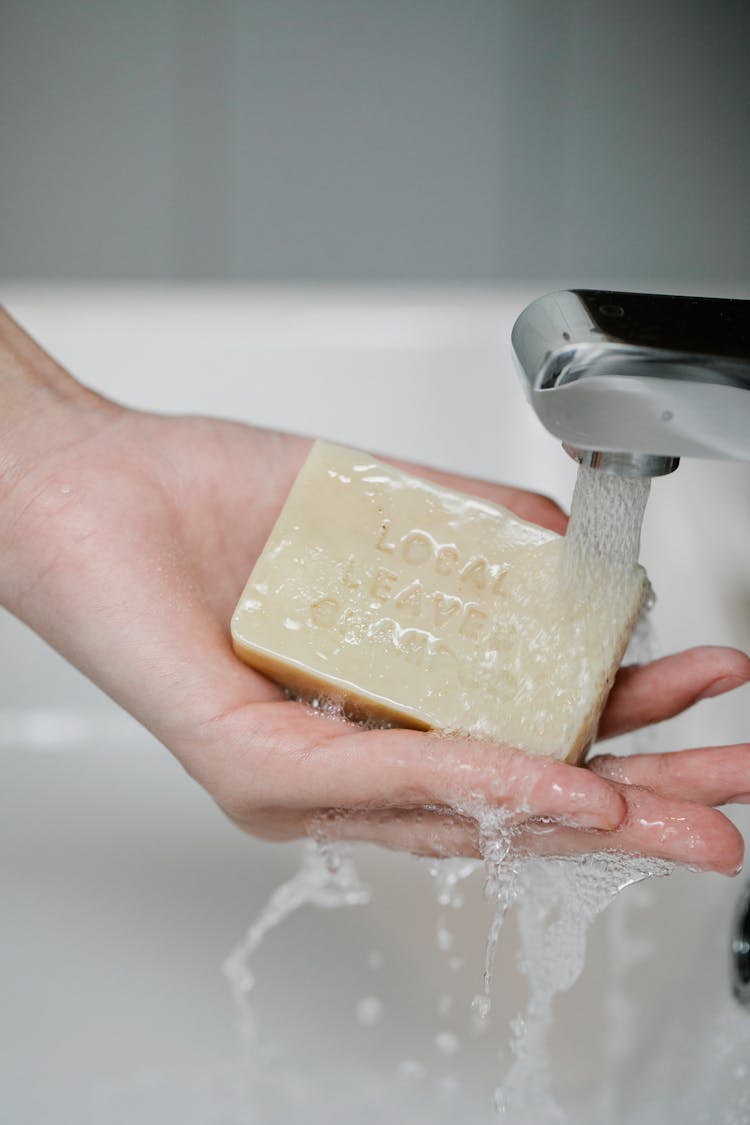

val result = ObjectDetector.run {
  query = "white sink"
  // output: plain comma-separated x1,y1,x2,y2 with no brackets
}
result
1,286,749,1123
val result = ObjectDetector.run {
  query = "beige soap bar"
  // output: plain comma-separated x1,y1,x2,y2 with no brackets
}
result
231,441,646,762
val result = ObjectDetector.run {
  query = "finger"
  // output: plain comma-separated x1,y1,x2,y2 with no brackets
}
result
200,700,625,831
513,786,745,875
598,646,750,739
304,786,744,875
589,744,750,806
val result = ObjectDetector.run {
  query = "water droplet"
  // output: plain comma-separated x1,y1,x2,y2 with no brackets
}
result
436,925,454,952
437,1074,460,1096
435,1031,460,1056
437,993,453,1018
471,993,491,1027
356,995,384,1027
398,1058,426,1081
367,950,385,970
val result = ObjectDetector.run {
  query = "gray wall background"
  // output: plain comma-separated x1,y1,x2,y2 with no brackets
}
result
1,0,748,286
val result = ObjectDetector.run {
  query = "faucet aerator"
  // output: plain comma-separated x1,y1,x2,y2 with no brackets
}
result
563,446,680,479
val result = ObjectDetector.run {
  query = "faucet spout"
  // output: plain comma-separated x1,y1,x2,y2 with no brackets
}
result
512,290,750,478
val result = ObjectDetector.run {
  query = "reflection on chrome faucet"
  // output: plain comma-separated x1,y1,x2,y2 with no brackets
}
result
731,881,750,1009
512,290,750,479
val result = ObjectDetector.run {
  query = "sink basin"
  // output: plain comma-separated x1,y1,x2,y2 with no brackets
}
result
1,286,749,1122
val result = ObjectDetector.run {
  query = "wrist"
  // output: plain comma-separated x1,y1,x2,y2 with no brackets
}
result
0,307,119,603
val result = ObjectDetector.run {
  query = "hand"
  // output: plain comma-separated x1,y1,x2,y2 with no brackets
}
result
1,310,748,874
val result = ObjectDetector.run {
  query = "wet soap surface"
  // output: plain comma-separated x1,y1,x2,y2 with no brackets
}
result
231,442,646,762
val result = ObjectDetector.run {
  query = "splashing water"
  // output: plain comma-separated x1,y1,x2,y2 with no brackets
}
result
491,851,673,1123
424,466,665,1119
418,797,673,1123
220,465,691,1121
225,822,674,1123
223,840,370,1037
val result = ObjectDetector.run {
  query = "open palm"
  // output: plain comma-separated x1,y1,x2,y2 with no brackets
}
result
3,377,749,873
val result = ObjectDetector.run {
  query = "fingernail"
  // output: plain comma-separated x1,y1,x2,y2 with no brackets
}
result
700,675,750,700
589,756,631,784
568,792,627,831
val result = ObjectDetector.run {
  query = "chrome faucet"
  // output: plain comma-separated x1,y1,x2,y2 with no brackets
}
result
511,290,750,478
732,880,750,1009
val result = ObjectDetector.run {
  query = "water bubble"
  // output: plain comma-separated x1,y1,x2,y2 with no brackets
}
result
398,1058,426,1082
356,995,384,1027
437,992,453,1018
471,993,491,1029
437,1074,461,1096
435,1031,460,1056
436,924,454,952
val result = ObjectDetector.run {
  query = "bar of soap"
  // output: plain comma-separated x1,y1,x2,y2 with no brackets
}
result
231,441,646,762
